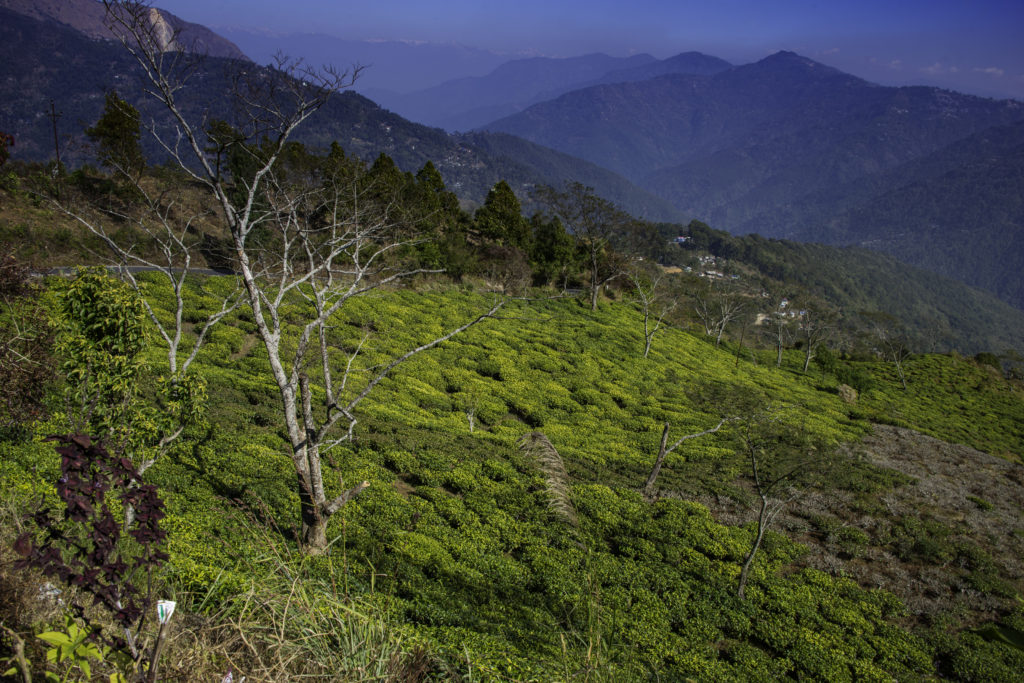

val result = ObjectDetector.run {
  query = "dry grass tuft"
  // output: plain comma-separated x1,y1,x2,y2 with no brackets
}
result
518,431,578,528
160,541,423,682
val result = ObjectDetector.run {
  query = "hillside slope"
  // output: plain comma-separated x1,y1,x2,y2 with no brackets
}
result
677,224,1024,355
375,51,731,132
372,52,659,131
4,283,1022,679
0,0,248,58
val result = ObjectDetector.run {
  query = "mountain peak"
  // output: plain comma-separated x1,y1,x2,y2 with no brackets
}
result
733,50,863,86
754,50,846,75
660,51,733,71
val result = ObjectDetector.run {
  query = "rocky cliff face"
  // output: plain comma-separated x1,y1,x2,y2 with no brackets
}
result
0,0,248,60
147,6,177,52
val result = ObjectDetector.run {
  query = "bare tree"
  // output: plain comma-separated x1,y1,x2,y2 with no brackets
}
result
643,418,732,498
864,313,913,390
761,297,795,368
56,175,241,478
628,265,677,359
734,409,832,599
797,304,837,373
535,182,628,311
692,280,747,347
103,1,503,552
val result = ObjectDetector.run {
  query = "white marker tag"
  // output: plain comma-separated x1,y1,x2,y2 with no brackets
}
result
157,600,176,624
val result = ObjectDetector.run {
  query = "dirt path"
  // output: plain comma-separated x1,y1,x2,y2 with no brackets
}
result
230,333,259,361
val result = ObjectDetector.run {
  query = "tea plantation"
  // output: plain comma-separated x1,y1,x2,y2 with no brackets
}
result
3,275,1023,681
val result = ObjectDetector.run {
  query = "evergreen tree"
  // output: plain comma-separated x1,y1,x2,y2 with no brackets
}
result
475,180,530,249
414,161,474,277
85,90,145,181
529,214,575,286
415,161,460,219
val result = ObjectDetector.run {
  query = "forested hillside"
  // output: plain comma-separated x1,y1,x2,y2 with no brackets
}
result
482,52,1024,310
0,5,677,221
675,221,1024,355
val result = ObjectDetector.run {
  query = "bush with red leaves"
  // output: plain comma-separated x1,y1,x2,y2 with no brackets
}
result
14,434,168,655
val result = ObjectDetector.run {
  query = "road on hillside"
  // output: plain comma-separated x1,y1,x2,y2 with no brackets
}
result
40,265,236,277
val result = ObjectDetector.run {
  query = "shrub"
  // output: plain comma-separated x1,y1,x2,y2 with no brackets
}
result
835,365,874,394
14,434,168,676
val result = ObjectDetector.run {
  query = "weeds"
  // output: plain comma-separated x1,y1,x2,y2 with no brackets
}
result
159,524,421,681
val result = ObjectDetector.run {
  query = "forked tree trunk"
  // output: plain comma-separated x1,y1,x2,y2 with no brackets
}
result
643,423,672,497
644,419,731,497
737,497,771,600
301,507,329,552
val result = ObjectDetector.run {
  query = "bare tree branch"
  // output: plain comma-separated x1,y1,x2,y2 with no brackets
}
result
643,417,733,497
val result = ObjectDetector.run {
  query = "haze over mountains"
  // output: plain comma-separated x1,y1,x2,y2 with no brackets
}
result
367,52,733,132
0,1,682,223
2,0,1022,315
218,26,510,95
218,19,1024,312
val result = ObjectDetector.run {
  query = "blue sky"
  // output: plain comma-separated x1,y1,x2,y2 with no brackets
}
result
156,0,1024,99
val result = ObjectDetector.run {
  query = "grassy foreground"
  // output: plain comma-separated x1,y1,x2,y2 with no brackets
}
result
3,276,1024,681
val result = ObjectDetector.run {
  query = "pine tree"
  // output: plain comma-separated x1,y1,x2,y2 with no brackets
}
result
86,91,145,181
475,180,530,249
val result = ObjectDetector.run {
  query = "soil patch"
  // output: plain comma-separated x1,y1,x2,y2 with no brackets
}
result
698,424,1024,626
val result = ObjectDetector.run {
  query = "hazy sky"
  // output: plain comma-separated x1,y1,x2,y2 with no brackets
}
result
155,0,1024,99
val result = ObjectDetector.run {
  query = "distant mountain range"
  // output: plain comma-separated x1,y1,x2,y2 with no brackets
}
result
371,51,732,132
0,4,680,222
217,26,509,95
3,1,1022,315
482,52,1024,308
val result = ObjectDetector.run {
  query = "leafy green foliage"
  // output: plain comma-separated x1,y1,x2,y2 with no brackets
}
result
475,180,530,249
5,270,1023,679
56,268,148,447
528,213,577,286
854,353,1024,459
22,156,1024,680
30,615,129,683
133,285,925,677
